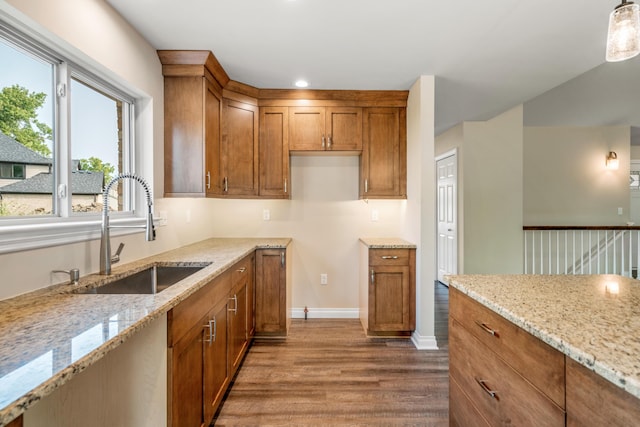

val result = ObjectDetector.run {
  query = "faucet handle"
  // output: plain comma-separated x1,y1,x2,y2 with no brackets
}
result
53,268,80,285
111,242,125,264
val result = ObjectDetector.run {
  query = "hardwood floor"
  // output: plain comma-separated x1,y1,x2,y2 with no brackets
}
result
213,287,450,427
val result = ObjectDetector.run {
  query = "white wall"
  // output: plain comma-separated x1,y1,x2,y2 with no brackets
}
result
434,106,524,275
405,75,437,349
524,126,630,225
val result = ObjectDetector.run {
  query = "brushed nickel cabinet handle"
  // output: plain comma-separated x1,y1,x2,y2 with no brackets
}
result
321,134,325,149
475,320,499,337
381,255,399,260
228,294,238,314
237,267,246,273
476,378,499,400
327,134,332,148
284,178,287,194
365,179,368,193
281,252,285,267
206,171,211,189
212,318,217,342
371,269,375,284
223,176,228,192
203,320,214,345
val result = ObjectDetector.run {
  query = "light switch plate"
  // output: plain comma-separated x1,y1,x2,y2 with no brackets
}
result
263,209,271,221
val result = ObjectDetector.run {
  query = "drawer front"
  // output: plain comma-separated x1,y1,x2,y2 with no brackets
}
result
566,358,640,427
450,375,491,427
449,287,565,408
231,254,253,288
369,248,410,266
449,317,565,426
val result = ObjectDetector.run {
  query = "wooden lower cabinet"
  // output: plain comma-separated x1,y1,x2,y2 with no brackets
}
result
359,246,415,336
566,358,640,427
255,248,290,337
449,287,640,426
168,252,255,427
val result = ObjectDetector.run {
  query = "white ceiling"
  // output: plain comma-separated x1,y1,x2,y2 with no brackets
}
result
106,0,617,134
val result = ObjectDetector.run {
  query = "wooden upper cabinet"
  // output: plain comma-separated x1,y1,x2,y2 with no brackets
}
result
159,50,227,197
289,107,325,151
205,81,222,196
361,107,407,199
289,106,362,152
259,107,290,198
221,99,259,196
326,107,362,151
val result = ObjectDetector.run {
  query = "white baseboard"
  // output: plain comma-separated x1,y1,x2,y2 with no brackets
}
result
411,332,440,350
291,307,359,319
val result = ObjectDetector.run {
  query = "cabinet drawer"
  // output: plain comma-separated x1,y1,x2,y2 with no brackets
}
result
231,254,253,287
168,271,231,346
566,358,640,426
449,375,491,427
369,249,410,266
449,287,565,408
449,317,565,426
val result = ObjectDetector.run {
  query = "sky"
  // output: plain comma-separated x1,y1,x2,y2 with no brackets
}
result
0,40,119,168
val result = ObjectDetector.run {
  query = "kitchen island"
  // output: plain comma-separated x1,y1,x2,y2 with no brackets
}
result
0,237,290,427
448,274,640,426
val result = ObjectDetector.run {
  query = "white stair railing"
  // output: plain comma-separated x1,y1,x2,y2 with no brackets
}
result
523,226,640,278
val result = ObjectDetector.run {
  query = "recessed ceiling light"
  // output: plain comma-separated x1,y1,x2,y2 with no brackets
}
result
294,79,309,88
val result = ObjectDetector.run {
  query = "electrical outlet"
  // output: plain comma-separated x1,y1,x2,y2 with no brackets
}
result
320,273,328,285
371,209,379,222
618,207,623,215
263,209,271,221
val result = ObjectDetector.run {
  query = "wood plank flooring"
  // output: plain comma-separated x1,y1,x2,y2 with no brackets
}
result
213,285,450,427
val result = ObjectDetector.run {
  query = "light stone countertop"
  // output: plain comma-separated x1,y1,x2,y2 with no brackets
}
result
359,237,416,248
447,274,640,400
0,237,290,426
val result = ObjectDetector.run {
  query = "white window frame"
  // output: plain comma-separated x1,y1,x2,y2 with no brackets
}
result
0,9,151,255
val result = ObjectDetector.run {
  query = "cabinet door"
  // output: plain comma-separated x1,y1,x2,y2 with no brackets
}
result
289,106,325,151
255,249,287,335
361,107,406,198
169,321,206,427
228,282,248,375
326,107,362,151
203,301,228,421
205,81,222,196
222,99,259,196
164,76,207,196
369,265,411,331
259,107,290,198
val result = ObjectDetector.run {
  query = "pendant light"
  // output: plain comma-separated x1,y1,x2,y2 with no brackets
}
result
606,1,640,62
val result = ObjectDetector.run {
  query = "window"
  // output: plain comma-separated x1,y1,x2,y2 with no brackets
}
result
0,15,145,253
0,163,25,179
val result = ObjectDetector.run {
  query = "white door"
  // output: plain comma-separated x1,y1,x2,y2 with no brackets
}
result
436,153,457,284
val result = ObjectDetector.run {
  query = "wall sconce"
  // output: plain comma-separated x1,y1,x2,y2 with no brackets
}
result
606,151,619,170
606,1,640,61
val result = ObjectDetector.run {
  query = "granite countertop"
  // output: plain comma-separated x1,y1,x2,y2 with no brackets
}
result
0,237,290,426
360,237,416,248
447,274,640,400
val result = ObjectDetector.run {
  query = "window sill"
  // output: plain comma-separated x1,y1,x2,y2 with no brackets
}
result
0,216,148,255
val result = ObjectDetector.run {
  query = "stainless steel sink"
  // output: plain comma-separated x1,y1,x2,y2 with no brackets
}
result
76,265,208,294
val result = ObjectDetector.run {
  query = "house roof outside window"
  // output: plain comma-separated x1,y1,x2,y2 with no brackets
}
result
0,131,103,195
0,131,52,166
